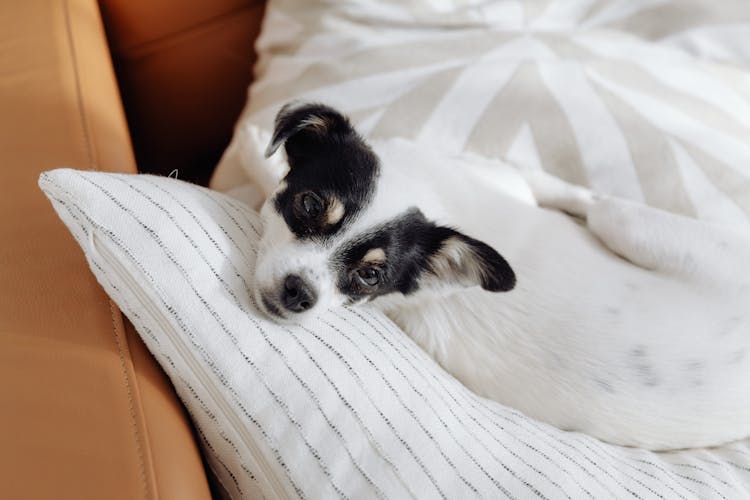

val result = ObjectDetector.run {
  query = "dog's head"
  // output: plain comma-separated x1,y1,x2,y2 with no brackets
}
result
253,102,515,322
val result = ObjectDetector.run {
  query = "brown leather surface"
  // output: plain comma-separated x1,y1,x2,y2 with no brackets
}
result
0,0,211,499
99,0,266,185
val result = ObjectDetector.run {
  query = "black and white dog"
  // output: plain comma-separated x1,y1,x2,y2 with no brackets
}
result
240,102,750,450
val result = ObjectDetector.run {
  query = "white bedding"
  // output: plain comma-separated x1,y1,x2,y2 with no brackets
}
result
205,1,750,497
213,0,750,228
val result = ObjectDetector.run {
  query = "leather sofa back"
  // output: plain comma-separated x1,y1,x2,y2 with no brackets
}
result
0,1,213,498
98,0,266,184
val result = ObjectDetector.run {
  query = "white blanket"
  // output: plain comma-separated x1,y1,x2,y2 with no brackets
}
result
214,0,750,228
207,1,750,497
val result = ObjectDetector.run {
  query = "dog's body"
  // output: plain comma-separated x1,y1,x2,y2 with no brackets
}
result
371,142,750,450
239,103,750,450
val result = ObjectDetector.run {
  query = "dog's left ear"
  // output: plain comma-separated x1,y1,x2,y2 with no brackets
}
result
264,101,359,162
423,227,516,292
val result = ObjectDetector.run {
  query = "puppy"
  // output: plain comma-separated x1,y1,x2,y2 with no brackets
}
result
245,102,750,450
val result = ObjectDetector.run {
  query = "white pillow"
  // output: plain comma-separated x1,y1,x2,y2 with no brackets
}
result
40,168,750,499
213,0,750,227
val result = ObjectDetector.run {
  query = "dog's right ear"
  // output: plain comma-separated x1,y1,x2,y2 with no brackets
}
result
264,102,359,163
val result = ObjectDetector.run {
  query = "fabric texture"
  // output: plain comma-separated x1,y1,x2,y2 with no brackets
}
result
40,168,750,499
213,0,750,228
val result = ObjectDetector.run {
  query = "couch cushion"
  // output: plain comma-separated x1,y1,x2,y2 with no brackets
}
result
0,1,210,499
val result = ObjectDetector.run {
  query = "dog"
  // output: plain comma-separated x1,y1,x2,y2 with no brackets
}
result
241,101,750,450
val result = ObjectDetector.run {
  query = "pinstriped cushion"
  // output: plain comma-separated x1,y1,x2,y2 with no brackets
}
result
214,0,750,228
40,169,750,499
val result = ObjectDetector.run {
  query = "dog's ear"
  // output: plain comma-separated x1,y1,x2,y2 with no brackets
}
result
264,101,358,162
422,227,515,292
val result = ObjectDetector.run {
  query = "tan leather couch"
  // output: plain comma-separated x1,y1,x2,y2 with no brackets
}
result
0,1,264,498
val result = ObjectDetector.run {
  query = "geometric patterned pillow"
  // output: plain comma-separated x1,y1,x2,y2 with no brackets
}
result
214,0,750,227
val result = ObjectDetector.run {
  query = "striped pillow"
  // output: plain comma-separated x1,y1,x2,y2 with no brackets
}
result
40,168,750,499
213,0,750,228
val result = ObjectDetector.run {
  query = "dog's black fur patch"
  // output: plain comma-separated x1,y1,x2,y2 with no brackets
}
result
335,208,515,302
266,102,379,239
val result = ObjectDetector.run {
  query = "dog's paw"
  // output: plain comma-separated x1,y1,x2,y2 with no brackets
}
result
519,169,596,218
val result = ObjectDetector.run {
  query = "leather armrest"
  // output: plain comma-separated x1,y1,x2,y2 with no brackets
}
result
0,1,211,499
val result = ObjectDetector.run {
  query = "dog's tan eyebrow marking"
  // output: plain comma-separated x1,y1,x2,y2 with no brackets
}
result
362,248,386,264
325,198,345,225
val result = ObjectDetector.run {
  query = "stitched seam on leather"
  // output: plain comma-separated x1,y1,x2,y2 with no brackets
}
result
64,1,151,498
108,300,152,500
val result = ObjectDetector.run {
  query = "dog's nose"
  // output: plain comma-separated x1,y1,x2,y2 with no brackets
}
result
280,274,317,313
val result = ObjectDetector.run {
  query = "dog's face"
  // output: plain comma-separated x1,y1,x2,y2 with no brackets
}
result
253,102,515,322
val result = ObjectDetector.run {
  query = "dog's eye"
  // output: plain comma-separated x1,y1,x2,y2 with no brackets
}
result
298,192,323,218
355,267,380,287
